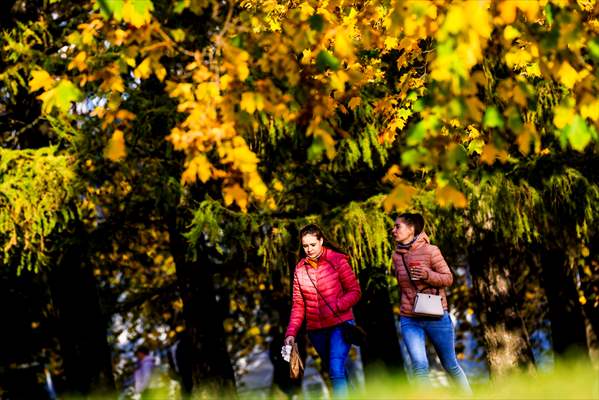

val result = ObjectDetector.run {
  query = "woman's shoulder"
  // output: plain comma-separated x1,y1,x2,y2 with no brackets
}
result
294,259,308,272
323,247,349,263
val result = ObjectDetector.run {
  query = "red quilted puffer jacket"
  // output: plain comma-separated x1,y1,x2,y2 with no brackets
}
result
285,247,361,338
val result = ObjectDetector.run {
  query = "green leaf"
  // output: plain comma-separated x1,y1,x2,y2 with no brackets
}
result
38,80,82,114
565,115,591,152
588,38,599,62
507,109,523,132
307,136,325,161
309,14,324,31
174,0,187,13
401,149,421,167
407,121,426,145
467,138,485,155
544,3,553,26
95,0,125,20
483,106,504,129
447,144,467,168
316,50,340,72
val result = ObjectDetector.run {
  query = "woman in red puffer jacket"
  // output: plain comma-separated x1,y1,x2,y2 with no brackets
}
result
284,224,361,398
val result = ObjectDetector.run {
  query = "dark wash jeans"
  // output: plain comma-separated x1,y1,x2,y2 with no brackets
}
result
308,320,353,398
401,312,472,393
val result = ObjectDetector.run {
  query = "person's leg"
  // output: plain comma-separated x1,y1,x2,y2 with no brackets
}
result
400,316,430,386
328,323,352,398
423,313,472,394
308,328,330,371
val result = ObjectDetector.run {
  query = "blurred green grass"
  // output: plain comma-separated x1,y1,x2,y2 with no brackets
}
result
353,360,598,400
65,358,598,399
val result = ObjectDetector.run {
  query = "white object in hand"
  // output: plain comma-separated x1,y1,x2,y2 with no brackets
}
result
281,344,292,362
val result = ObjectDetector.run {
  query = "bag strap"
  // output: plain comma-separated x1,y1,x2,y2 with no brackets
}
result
399,253,439,295
304,264,346,325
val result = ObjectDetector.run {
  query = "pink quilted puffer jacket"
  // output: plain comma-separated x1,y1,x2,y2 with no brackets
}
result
285,247,361,338
393,232,453,317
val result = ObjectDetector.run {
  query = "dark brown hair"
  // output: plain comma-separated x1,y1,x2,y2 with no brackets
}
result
396,213,425,236
298,224,347,258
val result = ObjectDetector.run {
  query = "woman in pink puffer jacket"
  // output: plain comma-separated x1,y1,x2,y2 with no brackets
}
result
284,224,361,398
392,213,471,393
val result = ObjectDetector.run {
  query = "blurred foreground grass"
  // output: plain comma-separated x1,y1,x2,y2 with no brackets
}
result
353,359,598,400
66,358,598,399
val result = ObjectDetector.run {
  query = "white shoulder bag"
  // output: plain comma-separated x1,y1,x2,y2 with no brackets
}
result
401,254,444,317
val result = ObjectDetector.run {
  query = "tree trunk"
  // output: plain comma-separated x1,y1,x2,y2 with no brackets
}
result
0,269,54,399
47,229,115,395
539,248,589,358
354,268,406,379
468,240,535,376
168,211,237,397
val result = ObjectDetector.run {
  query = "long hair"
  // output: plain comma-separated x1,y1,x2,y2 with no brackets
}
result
298,224,347,259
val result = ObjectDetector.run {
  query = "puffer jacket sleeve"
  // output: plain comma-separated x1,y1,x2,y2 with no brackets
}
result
285,270,305,338
423,245,453,288
332,253,361,313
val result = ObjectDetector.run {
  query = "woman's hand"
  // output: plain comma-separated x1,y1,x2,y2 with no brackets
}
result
284,336,295,346
410,265,429,280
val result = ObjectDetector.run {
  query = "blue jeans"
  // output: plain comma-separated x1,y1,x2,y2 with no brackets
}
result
401,312,471,393
308,321,352,398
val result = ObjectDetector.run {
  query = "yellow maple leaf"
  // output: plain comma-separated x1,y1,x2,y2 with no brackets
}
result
330,71,349,92
503,25,521,40
248,172,267,198
29,69,55,92
382,164,401,184
116,109,136,120
580,97,599,122
104,129,127,161
497,1,517,24
505,48,533,69
67,51,88,72
348,97,361,111
443,5,466,35
558,61,579,89
190,155,212,183
133,57,152,79
480,143,498,165
223,184,248,211
154,62,167,81
335,30,353,58
301,49,313,65
272,179,284,191
122,0,154,28
233,50,250,81
103,74,125,92
299,2,315,20
219,74,233,90
553,105,575,129
436,185,467,208
383,183,417,212
516,123,537,155
241,92,257,113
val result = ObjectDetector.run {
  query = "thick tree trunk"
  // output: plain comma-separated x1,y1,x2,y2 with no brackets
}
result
539,248,589,358
581,236,599,365
47,231,115,395
354,268,406,379
168,212,236,397
468,240,535,376
0,269,54,399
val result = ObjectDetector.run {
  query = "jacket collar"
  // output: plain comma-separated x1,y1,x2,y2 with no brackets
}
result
302,247,328,268
395,232,430,254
